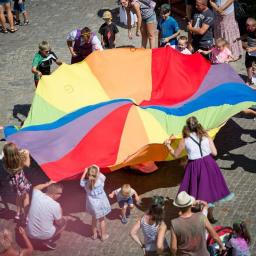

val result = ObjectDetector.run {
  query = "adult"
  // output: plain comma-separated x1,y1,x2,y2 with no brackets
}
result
170,191,225,255
26,181,66,250
67,27,103,64
164,116,233,223
209,0,243,59
0,227,33,256
187,0,214,58
0,0,17,33
120,0,156,49
130,197,169,255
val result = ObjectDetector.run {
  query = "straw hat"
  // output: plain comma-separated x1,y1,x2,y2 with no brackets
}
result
173,191,195,208
103,11,112,19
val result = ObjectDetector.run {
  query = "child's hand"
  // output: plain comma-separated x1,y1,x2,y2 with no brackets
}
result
164,139,171,146
18,226,26,235
108,193,114,199
246,47,255,53
162,38,169,43
37,71,42,77
136,30,140,37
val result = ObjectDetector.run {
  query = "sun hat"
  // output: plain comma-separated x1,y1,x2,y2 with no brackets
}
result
103,10,112,19
160,3,171,12
173,191,195,208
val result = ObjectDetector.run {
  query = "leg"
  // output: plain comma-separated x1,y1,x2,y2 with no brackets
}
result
53,218,66,239
23,10,29,23
23,192,30,216
146,22,156,49
99,217,109,241
91,216,97,239
15,10,20,24
4,3,15,30
140,22,148,48
246,67,253,83
0,5,7,31
16,195,22,218
121,206,127,219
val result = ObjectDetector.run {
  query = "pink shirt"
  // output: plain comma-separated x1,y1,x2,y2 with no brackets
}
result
211,47,232,64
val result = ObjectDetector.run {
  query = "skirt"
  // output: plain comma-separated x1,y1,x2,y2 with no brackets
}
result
214,11,243,58
178,155,232,204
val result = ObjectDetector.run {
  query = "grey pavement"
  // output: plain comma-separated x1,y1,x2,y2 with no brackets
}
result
0,0,256,255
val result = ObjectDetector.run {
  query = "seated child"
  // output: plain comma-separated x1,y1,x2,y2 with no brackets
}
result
13,0,29,25
171,36,191,55
199,38,238,64
109,184,140,224
31,41,62,87
157,4,180,47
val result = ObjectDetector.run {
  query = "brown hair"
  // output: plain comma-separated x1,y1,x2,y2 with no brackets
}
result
86,165,100,190
148,204,164,225
182,116,207,139
46,183,64,195
215,37,229,49
2,142,23,173
233,221,251,244
81,27,91,38
178,35,188,42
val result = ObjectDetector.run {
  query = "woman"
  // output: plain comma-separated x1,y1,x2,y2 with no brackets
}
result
209,0,242,59
120,0,156,49
164,116,233,223
130,197,169,255
0,0,17,33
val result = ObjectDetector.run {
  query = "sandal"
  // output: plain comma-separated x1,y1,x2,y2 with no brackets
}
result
1,29,8,34
10,28,18,33
100,234,109,242
91,233,98,240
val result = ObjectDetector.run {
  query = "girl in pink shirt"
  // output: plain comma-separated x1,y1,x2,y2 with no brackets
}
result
199,38,238,64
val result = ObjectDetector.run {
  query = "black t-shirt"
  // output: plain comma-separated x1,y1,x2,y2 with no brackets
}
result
98,22,119,49
192,8,214,48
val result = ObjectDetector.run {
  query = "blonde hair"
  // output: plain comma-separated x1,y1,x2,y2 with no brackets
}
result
215,38,229,48
39,41,50,51
178,36,188,43
86,165,100,190
121,184,131,197
3,142,23,173
0,229,12,253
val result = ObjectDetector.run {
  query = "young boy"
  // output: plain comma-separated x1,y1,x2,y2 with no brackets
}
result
171,36,191,55
98,11,119,49
13,0,29,25
31,41,62,87
157,4,180,47
109,184,140,224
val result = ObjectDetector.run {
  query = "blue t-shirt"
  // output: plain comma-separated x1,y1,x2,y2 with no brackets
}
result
157,16,179,45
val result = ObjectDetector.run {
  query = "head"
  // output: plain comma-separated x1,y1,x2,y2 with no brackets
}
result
233,222,251,244
81,27,92,43
195,0,208,12
46,183,64,201
120,0,129,8
103,10,112,23
182,116,207,139
252,62,256,75
86,165,100,190
39,41,50,57
152,195,165,209
3,142,23,172
173,191,195,214
160,4,171,20
0,229,12,254
246,17,256,33
148,204,164,225
177,36,188,51
215,38,229,52
121,184,131,198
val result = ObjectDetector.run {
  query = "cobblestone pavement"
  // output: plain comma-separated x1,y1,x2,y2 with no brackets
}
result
0,0,256,255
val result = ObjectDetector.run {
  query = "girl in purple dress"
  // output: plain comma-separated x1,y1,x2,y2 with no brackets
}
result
164,116,233,223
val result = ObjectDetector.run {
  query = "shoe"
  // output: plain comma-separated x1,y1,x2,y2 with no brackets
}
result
100,234,109,242
24,20,29,25
10,27,18,33
121,216,128,224
15,20,21,26
1,29,8,33
43,240,56,250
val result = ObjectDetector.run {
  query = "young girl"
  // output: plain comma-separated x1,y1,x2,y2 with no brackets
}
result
199,38,238,64
226,222,251,256
80,165,111,241
3,142,31,221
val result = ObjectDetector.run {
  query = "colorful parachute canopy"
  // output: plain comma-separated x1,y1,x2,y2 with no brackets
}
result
4,47,256,181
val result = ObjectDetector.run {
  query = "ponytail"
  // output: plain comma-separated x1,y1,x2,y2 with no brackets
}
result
182,116,207,139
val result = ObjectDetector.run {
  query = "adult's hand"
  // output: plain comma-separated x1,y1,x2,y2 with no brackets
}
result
128,30,133,39
136,30,140,37
187,22,193,31
246,47,255,53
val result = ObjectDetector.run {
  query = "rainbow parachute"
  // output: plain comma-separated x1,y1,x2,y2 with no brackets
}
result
4,48,256,181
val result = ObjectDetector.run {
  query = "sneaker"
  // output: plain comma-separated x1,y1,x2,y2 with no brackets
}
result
24,20,29,25
15,20,21,26
121,216,128,224
43,240,56,250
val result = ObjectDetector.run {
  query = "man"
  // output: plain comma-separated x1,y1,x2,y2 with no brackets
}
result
187,0,214,58
26,181,66,250
170,191,225,255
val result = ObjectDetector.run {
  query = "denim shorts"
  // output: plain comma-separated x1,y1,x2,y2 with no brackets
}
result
13,1,26,12
0,0,11,4
143,13,156,24
118,197,133,208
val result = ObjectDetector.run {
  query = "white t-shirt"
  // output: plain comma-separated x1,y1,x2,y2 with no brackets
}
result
27,189,62,240
114,187,136,202
215,0,234,15
252,74,256,85
67,30,103,51
171,45,191,55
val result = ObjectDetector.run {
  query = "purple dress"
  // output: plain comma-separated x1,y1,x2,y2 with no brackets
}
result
178,133,233,204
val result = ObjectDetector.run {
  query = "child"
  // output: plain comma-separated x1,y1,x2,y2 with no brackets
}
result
109,184,140,224
226,221,251,256
80,165,111,241
13,0,29,26
157,4,180,47
199,38,238,64
99,11,119,49
171,36,191,55
2,142,31,221
31,41,62,87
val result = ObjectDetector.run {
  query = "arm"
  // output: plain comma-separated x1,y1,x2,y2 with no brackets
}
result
100,34,105,47
130,218,145,251
20,149,30,167
55,59,62,66
108,190,115,199
132,2,142,36
219,0,234,11
164,139,185,159
208,137,217,156
80,168,88,182
67,40,77,57
31,66,42,78
170,226,177,255
198,48,212,54
91,35,103,51
163,30,181,43
188,22,210,36
19,227,33,256
156,222,167,254
34,180,55,191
